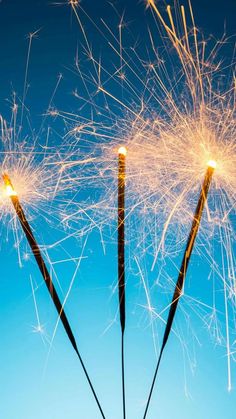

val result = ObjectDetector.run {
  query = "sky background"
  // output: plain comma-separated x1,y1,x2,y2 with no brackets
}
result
0,1,236,418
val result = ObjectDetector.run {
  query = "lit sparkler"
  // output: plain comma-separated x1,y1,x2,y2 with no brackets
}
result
118,146,127,419
143,159,216,418
2,173,106,419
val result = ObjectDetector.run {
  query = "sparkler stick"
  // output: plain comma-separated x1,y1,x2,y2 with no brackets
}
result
3,173,106,419
118,146,127,419
142,160,216,419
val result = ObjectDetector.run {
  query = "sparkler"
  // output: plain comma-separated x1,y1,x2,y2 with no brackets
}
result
142,160,216,419
2,173,106,419
118,146,127,419
118,146,127,333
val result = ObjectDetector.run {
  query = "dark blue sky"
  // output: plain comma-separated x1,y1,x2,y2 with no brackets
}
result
0,0,235,118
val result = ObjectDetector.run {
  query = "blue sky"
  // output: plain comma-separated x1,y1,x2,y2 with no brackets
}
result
0,1,235,418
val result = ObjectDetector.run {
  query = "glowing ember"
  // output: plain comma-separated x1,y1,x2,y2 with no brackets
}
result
118,146,127,156
207,159,217,169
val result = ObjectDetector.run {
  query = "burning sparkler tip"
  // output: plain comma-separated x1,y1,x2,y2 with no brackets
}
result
118,146,127,156
207,160,217,169
2,173,17,196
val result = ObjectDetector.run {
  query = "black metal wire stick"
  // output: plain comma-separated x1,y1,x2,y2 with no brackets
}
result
3,173,106,419
118,147,127,419
142,161,216,419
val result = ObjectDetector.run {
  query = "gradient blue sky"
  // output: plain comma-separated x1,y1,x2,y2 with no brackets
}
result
0,1,235,419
